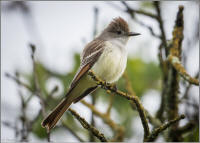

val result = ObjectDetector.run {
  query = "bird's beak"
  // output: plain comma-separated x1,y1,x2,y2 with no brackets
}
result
128,32,141,36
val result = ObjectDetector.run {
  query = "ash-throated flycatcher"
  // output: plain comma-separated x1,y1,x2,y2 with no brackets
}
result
42,17,140,131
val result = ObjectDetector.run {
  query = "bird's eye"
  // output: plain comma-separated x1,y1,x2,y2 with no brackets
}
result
117,31,122,35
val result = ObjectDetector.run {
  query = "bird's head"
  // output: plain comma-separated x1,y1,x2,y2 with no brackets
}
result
99,17,140,43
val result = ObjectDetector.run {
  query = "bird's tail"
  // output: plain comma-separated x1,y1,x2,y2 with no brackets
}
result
41,97,72,131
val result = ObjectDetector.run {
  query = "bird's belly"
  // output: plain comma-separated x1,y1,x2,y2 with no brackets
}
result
91,45,127,83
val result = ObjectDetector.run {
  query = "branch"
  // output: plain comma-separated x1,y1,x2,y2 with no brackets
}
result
156,44,167,122
180,72,199,101
166,5,198,86
5,72,33,92
144,114,185,142
121,1,158,19
168,55,199,85
61,121,85,142
68,108,108,142
29,44,50,141
29,44,46,116
134,17,160,38
146,111,162,128
48,85,58,98
176,121,196,135
88,70,150,140
2,121,20,139
154,2,168,55
81,100,124,141
18,91,29,141
105,94,114,116
166,6,184,141
123,72,162,129
90,7,99,141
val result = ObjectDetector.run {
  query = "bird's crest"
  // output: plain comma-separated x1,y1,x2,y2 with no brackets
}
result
106,17,129,33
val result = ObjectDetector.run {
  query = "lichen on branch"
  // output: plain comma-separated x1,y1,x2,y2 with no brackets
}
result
167,6,199,86
168,55,199,85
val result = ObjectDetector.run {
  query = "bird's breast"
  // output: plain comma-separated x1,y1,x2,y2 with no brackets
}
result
91,41,127,83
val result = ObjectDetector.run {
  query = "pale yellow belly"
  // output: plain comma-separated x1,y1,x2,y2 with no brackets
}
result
91,44,127,83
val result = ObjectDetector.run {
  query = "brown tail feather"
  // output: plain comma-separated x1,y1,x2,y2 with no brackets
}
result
41,97,72,131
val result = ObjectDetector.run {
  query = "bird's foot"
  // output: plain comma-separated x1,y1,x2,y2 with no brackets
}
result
105,82,117,91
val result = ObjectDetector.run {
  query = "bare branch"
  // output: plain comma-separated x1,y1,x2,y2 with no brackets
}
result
29,44,50,141
81,100,124,141
134,17,160,38
61,121,85,142
68,108,108,142
30,44,46,117
180,72,199,101
123,72,162,128
176,121,196,135
105,94,114,116
88,70,150,140
5,73,33,92
90,7,99,141
121,1,158,19
154,2,168,55
144,115,185,142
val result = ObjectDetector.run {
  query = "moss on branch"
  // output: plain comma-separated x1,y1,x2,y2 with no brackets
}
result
166,6,185,141
168,55,199,86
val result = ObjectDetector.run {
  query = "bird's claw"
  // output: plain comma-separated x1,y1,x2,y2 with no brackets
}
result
105,82,117,91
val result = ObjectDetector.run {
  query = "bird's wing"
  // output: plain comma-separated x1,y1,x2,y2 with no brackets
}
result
67,40,105,95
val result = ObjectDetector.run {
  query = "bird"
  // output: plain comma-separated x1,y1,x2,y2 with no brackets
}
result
41,17,140,131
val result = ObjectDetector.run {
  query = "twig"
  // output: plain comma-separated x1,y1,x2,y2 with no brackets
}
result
154,2,168,55
145,110,162,128
14,72,29,141
29,109,42,128
123,71,136,96
2,121,20,139
106,2,124,12
30,44,46,116
68,108,108,142
121,1,158,19
81,100,124,141
123,72,162,128
29,44,50,141
48,86,58,97
19,91,29,142
92,7,99,38
105,94,114,116
5,72,36,107
134,17,160,38
176,121,196,135
5,73,33,92
144,114,185,142
180,72,199,102
156,43,167,122
5,72,36,141
88,70,150,140
61,121,85,142
90,8,99,141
